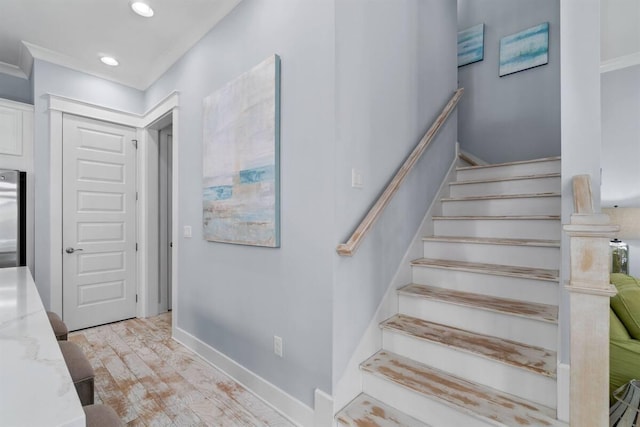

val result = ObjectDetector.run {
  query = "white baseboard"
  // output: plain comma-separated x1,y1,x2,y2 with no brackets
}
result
457,144,488,166
557,362,570,423
173,326,322,427
313,389,334,427
332,154,459,413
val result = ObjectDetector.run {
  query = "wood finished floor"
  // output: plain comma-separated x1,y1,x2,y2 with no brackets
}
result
69,313,295,427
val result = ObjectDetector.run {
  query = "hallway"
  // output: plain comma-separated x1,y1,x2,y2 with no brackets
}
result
70,313,295,427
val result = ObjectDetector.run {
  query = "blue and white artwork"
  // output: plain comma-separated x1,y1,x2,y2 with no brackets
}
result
202,55,281,247
458,24,485,67
499,22,549,77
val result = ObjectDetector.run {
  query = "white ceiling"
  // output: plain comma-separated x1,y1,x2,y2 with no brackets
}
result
0,0,242,90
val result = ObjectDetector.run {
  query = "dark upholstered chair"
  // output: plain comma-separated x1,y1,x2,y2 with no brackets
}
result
83,404,122,427
46,311,68,340
59,341,95,406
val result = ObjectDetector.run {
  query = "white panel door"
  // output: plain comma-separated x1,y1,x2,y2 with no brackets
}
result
62,114,137,331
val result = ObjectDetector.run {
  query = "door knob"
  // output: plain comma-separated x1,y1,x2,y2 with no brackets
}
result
65,247,84,254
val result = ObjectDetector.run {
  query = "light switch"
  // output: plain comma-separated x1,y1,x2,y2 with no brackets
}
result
352,168,363,188
183,226,192,238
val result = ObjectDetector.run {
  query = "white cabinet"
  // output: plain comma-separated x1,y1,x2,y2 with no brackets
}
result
0,98,33,172
0,105,24,156
0,98,34,273
0,99,32,158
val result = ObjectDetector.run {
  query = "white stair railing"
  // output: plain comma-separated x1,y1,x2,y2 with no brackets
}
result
564,175,618,426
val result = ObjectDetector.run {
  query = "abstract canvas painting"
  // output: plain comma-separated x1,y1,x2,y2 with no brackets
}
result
202,55,281,247
499,22,549,77
458,23,485,67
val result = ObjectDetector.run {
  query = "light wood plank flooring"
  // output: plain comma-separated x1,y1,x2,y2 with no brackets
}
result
69,313,295,427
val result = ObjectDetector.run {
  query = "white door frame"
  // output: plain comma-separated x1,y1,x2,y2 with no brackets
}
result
47,92,179,327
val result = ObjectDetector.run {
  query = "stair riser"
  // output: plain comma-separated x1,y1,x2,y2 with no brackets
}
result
398,295,557,350
362,372,495,427
434,218,561,240
422,241,560,270
456,159,561,181
411,267,558,305
450,176,561,197
441,197,560,216
382,331,557,408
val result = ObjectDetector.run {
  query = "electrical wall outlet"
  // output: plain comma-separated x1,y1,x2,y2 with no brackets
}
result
274,335,283,357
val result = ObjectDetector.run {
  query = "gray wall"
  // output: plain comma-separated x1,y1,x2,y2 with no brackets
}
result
601,64,640,208
32,59,144,307
332,0,458,383
146,0,458,406
145,0,336,406
457,0,560,163
601,65,640,299
0,72,32,104
20,0,458,408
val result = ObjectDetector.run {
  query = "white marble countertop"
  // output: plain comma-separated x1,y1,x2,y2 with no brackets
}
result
0,267,85,427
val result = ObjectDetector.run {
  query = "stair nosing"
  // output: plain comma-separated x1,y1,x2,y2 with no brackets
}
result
381,314,557,378
336,393,430,427
441,192,560,202
410,258,559,283
432,214,561,220
456,156,561,172
398,283,558,324
361,350,564,427
450,172,561,186
421,236,560,248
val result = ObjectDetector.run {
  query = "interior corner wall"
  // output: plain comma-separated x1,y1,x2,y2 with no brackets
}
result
32,59,144,308
144,0,335,407
601,64,640,208
457,0,561,163
332,0,458,385
0,72,32,104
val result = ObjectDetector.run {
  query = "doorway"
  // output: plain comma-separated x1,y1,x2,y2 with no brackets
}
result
48,92,179,325
158,125,173,312
142,113,175,316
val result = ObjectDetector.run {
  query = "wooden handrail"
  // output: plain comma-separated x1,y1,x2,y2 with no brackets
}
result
336,88,464,256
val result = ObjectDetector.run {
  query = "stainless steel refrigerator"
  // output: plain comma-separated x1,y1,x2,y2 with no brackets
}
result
0,170,26,268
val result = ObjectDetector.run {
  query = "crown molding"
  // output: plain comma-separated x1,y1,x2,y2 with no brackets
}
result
22,41,147,90
600,51,640,74
18,42,34,79
0,60,28,79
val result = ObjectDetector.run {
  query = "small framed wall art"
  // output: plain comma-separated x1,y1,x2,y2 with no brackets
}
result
458,23,485,67
499,22,549,77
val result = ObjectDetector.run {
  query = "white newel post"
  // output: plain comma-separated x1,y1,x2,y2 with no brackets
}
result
564,176,618,426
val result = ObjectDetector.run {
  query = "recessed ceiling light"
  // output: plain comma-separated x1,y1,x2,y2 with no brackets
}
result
131,2,154,17
100,56,119,66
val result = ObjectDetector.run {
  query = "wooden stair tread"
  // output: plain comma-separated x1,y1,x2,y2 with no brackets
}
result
456,156,561,172
422,236,560,247
441,192,560,202
336,393,430,427
450,172,561,186
433,215,560,220
398,284,558,323
381,314,556,377
410,258,559,282
362,351,565,427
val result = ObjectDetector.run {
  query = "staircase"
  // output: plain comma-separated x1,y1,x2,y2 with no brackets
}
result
336,157,568,427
